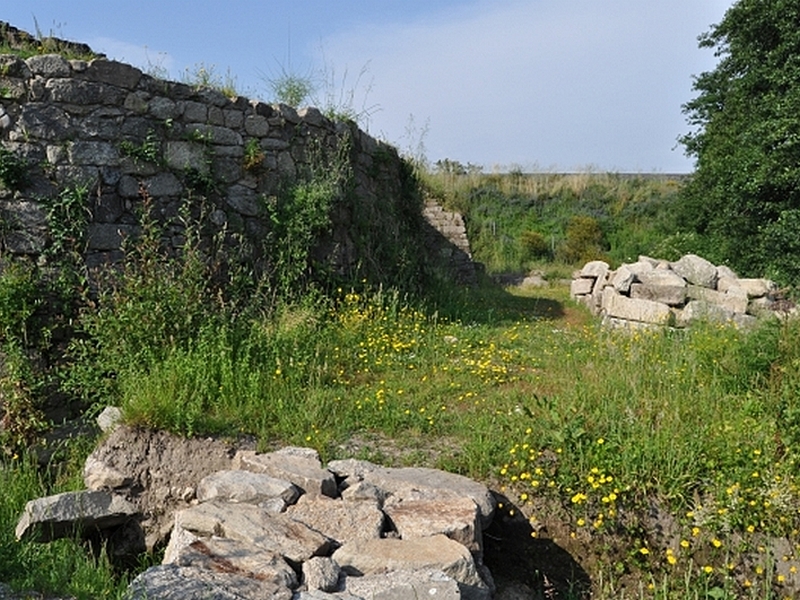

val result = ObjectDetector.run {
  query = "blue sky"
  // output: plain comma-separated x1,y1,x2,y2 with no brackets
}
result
5,1,733,172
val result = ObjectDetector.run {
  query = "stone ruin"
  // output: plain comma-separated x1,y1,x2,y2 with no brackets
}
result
15,423,498,600
571,253,793,328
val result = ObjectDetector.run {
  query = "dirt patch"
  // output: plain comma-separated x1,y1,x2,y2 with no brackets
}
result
86,426,255,548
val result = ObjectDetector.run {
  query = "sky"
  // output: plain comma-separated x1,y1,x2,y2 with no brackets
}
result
4,1,734,173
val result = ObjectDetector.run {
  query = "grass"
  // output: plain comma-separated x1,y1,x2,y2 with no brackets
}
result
0,156,795,597
2,259,799,597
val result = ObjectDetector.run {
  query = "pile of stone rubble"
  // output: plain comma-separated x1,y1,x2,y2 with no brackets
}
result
15,423,497,600
571,254,793,328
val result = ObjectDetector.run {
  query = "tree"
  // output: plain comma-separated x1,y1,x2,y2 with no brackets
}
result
679,0,800,284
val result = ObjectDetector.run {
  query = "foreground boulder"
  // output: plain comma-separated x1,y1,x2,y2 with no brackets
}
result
15,490,138,543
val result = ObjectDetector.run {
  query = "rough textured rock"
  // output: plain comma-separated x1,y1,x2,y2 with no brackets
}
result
174,500,331,564
357,465,495,528
383,496,482,554
332,535,489,598
571,253,792,328
163,533,298,589
602,287,673,325
286,495,384,545
344,569,462,600
302,557,342,593
126,564,292,600
234,449,337,498
671,254,718,288
197,470,300,505
15,490,138,542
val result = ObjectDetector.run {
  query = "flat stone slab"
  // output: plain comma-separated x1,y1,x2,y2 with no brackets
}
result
126,564,292,600
234,450,337,498
286,495,384,545
330,461,495,528
163,531,298,589
383,496,482,554
332,535,487,593
602,287,673,325
344,569,462,600
15,490,138,542
174,500,331,564
197,470,300,505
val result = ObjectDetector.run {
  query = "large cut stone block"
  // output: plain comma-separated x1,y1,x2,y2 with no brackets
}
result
602,288,673,325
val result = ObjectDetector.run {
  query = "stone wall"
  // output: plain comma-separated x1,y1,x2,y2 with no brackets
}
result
0,44,472,286
571,254,792,328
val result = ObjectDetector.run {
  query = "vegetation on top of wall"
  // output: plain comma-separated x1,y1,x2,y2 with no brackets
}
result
0,20,100,61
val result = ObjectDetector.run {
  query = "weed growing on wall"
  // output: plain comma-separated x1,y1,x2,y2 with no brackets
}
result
0,146,28,191
265,133,352,297
119,130,161,166
42,181,92,258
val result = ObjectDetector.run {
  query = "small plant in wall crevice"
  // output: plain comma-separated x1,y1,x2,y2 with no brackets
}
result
0,146,28,191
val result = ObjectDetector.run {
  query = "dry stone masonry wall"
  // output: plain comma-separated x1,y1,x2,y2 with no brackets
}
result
0,46,473,283
571,253,792,328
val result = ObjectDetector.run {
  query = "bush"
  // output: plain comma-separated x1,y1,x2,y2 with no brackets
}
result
519,230,551,260
557,215,607,264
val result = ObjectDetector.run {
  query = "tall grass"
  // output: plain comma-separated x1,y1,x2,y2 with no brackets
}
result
420,169,685,273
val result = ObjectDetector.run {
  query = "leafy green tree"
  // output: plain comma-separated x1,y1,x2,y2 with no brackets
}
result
679,0,800,284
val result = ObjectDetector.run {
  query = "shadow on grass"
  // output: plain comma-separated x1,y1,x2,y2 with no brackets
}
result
431,277,566,326
484,491,591,600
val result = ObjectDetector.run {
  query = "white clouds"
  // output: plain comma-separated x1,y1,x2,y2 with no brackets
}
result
88,37,176,77
317,0,732,171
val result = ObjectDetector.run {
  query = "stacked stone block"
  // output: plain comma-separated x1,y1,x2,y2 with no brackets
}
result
571,254,789,328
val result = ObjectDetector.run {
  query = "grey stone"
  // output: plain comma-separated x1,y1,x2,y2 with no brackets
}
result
18,104,72,139
244,115,270,137
286,495,384,545
303,556,341,593
676,300,734,327
97,406,123,432
196,470,300,505
629,283,687,307
25,54,71,77
359,464,495,528
0,55,31,78
637,269,687,288
45,78,127,105
234,450,338,498
717,264,739,280
610,265,635,294
344,570,462,600
602,287,673,325
126,565,292,600
164,141,209,173
182,101,208,123
163,531,298,589
738,278,775,298
84,454,132,490
226,185,261,217
671,254,718,288
84,60,142,89
383,496,482,554
143,172,183,197
68,141,119,166
340,481,386,504
579,260,610,278
87,223,136,251
174,500,331,564
569,277,593,297
332,535,489,599
15,490,139,542
149,97,178,119
185,123,243,146
261,138,291,151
